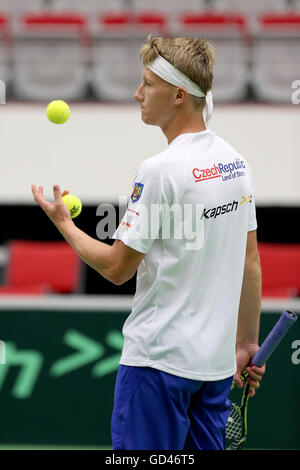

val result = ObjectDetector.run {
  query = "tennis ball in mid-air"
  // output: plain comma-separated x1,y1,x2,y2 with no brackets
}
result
62,194,82,219
46,100,70,124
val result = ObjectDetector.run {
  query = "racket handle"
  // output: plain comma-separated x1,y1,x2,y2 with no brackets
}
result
231,310,297,390
251,310,297,367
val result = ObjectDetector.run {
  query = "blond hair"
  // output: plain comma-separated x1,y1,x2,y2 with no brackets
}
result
139,36,215,110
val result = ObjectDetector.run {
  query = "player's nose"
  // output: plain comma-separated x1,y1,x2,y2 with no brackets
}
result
134,83,144,103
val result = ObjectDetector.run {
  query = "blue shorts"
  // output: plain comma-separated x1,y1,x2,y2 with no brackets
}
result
111,365,233,450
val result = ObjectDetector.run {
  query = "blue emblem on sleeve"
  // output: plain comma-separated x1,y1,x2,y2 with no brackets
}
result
131,182,144,203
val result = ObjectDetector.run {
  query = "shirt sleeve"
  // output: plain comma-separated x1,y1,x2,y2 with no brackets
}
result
112,161,165,254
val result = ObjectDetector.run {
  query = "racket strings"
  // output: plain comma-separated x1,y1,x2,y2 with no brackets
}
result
226,403,243,449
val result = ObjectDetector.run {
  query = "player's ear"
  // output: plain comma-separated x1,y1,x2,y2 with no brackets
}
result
174,87,188,106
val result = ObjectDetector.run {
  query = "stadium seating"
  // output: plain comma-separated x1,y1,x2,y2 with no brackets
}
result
12,12,90,101
0,1,298,103
0,0,48,31
52,0,127,28
175,12,250,102
132,0,206,22
0,240,82,295
0,0,46,15
91,11,168,101
211,0,290,18
53,0,126,14
258,243,300,298
251,13,300,101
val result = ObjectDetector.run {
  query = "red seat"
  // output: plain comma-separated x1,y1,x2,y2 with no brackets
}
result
252,13,300,101
101,12,131,25
260,287,297,298
1,240,82,295
136,12,167,28
259,13,300,30
0,14,11,49
0,285,49,295
0,14,9,30
99,11,167,33
92,10,168,101
178,12,248,33
0,14,11,90
20,12,88,32
258,243,300,298
175,12,249,102
13,12,90,101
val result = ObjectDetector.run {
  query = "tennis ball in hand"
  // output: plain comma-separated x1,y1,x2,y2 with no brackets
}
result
62,194,82,219
46,100,70,124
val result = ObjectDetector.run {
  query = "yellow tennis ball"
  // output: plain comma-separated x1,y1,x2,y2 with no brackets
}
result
46,100,70,124
62,194,82,219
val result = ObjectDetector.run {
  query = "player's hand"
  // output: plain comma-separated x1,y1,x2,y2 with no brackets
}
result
245,364,265,397
31,184,73,228
234,346,266,397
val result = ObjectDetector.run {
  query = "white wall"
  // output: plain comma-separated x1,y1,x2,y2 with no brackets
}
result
0,102,299,205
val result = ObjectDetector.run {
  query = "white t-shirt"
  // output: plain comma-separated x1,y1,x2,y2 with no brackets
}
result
113,129,257,381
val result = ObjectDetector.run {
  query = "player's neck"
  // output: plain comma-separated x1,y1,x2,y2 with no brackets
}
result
162,110,207,145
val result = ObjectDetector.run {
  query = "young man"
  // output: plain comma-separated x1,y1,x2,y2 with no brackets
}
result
32,37,265,450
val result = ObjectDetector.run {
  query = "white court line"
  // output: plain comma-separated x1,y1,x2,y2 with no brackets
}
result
0,295,299,313
0,295,134,311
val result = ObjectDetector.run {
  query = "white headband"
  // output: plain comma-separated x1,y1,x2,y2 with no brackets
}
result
147,54,213,124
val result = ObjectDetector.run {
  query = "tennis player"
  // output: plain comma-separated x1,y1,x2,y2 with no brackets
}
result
32,36,265,450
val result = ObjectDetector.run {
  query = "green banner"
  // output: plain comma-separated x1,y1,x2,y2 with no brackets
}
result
0,309,127,446
0,309,299,449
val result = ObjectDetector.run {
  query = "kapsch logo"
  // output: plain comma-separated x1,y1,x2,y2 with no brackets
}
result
200,195,253,221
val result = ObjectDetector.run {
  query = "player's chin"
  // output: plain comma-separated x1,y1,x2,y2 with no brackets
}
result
141,112,149,123
141,113,158,126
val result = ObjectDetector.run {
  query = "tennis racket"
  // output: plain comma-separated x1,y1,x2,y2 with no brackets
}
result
226,310,298,450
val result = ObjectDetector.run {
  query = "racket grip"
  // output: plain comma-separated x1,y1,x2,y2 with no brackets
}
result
251,310,297,367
